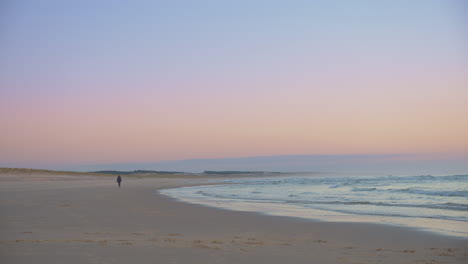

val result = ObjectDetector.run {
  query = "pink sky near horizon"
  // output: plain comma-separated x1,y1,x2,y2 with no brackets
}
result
2,68,467,166
1,0,467,167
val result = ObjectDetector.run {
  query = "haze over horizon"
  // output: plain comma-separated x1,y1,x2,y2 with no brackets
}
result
1,0,467,172
2,153,467,177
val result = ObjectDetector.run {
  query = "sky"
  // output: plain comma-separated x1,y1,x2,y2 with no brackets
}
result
1,0,467,171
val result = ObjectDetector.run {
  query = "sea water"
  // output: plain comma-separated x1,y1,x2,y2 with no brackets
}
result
159,174,468,238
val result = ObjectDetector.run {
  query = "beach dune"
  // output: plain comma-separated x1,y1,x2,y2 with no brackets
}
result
0,170,466,264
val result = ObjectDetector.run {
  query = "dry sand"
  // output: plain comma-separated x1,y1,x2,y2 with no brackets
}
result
0,170,467,264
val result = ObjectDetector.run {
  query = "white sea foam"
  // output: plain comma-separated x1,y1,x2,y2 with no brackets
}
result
160,174,468,238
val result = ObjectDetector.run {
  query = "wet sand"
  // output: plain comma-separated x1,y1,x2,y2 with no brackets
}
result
1,170,467,263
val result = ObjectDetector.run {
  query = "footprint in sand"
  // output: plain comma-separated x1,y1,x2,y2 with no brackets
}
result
244,241,264,245
193,244,211,249
415,260,440,264
437,252,455,257
164,238,177,242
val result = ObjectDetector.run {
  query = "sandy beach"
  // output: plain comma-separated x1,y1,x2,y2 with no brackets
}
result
1,170,467,264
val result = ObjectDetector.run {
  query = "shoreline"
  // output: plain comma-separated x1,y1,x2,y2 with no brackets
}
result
159,176,468,240
1,171,467,263
159,188,468,240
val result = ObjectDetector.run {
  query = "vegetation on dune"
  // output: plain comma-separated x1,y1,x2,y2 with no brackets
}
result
93,170,185,175
203,171,267,175
0,168,110,176
0,168,284,178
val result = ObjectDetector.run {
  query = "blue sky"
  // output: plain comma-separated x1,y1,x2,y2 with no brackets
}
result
1,0,467,171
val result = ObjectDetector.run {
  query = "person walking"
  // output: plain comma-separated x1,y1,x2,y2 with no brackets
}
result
117,175,122,188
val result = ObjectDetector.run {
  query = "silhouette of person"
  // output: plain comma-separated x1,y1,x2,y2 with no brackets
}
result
117,175,122,187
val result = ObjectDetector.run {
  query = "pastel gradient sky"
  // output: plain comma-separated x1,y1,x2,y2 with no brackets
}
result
1,0,467,170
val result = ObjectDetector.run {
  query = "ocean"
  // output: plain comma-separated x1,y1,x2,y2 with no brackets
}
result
159,174,468,238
